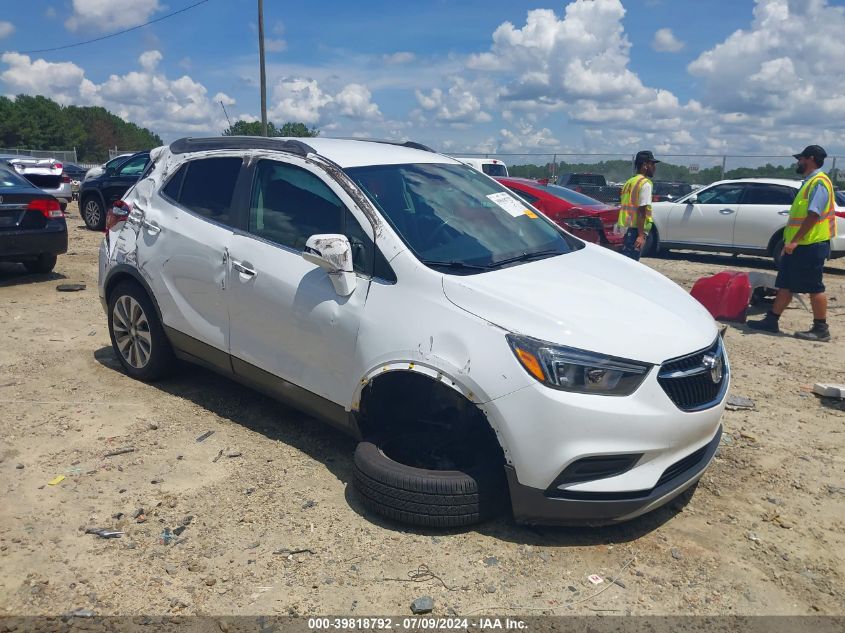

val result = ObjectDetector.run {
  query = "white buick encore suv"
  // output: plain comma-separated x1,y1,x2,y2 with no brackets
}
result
98,136,728,527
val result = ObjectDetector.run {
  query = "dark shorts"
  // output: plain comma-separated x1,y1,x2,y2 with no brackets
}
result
775,240,830,294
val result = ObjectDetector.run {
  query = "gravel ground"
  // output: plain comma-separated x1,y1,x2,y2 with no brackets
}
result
1,201,843,617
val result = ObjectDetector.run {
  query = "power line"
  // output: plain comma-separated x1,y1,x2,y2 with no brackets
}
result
20,0,212,55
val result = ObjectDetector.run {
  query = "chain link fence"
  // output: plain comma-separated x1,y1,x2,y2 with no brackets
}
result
449,153,843,187
108,149,142,160
0,147,79,163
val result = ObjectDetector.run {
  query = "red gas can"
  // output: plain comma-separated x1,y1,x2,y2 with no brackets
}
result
690,271,751,323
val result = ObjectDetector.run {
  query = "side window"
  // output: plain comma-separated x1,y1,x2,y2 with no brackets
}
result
117,155,149,177
506,186,539,204
161,164,187,201
743,185,796,205
249,160,343,251
178,157,242,226
697,184,745,205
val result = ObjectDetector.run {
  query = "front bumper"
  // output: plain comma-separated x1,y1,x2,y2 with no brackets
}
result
483,338,727,525
0,224,68,260
506,425,721,525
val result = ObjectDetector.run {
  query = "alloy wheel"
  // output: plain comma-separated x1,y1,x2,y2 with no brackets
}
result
84,200,101,227
111,295,152,369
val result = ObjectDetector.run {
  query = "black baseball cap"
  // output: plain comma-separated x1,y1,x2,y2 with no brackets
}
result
635,150,661,166
793,145,827,161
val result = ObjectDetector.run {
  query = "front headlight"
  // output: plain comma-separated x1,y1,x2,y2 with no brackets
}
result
507,334,652,396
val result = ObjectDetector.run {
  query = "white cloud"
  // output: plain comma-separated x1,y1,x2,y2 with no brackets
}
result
0,21,14,39
265,38,287,53
65,0,161,32
383,52,416,65
269,77,333,125
335,84,381,119
138,50,162,72
652,28,685,52
268,76,385,126
0,51,234,138
498,121,560,152
414,80,491,125
688,0,845,143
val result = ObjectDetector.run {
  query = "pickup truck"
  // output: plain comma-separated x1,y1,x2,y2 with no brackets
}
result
555,173,622,204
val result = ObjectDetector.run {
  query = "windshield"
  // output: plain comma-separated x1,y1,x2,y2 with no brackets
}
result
0,168,32,189
532,182,605,206
482,163,508,177
345,163,580,273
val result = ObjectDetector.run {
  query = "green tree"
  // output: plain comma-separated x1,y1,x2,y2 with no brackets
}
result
278,121,319,137
223,119,319,138
0,95,162,162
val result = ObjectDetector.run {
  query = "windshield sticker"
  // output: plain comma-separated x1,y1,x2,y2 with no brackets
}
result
487,192,530,218
524,209,538,219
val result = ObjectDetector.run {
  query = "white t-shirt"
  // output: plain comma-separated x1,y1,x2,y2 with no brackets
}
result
637,181,653,208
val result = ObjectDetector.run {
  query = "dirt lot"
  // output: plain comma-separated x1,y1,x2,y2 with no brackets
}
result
1,201,844,617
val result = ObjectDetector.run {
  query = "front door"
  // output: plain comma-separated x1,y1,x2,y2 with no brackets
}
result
226,156,372,411
665,182,746,246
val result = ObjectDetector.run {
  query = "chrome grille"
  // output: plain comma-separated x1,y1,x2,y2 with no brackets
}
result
658,338,727,411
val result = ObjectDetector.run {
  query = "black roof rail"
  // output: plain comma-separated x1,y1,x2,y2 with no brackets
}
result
169,136,317,157
343,138,436,153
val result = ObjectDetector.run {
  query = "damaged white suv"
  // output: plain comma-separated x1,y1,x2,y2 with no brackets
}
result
98,137,728,527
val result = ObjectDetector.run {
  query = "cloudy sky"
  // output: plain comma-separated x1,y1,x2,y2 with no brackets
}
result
1,0,844,160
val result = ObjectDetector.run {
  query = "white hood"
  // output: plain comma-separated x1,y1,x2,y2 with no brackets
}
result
441,244,717,365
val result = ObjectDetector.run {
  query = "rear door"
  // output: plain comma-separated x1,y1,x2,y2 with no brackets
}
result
130,155,246,365
101,154,149,207
732,183,796,249
664,182,746,246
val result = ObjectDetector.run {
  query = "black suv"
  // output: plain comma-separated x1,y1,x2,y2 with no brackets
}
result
79,151,150,230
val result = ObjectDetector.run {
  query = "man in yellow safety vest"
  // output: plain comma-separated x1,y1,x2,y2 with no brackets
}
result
617,150,659,260
748,145,836,342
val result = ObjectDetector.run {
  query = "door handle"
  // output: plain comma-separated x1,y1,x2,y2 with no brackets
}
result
778,210,790,216
719,208,735,215
141,219,161,234
232,260,257,277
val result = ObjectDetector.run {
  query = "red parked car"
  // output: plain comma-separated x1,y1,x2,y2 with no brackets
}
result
496,177,623,249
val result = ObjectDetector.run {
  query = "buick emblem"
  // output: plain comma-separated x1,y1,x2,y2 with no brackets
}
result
702,354,723,384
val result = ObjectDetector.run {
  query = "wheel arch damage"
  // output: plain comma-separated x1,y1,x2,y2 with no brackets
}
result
352,361,512,466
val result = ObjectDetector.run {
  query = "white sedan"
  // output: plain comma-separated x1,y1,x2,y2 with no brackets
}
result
649,177,845,266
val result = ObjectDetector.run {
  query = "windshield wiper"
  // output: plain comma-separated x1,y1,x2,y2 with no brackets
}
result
420,260,491,272
487,249,562,268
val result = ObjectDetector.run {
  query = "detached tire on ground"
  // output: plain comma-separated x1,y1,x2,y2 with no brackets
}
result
353,433,507,528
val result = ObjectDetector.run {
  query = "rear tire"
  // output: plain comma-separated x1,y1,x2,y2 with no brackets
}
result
643,227,660,257
353,432,507,528
23,254,57,274
107,281,175,381
82,196,105,231
772,237,785,269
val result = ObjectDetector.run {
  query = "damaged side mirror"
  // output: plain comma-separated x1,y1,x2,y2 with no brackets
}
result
302,234,357,296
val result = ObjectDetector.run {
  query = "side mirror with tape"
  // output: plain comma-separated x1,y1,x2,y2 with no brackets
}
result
302,234,357,296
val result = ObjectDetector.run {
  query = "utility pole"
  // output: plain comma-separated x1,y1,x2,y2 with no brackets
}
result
258,0,268,137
